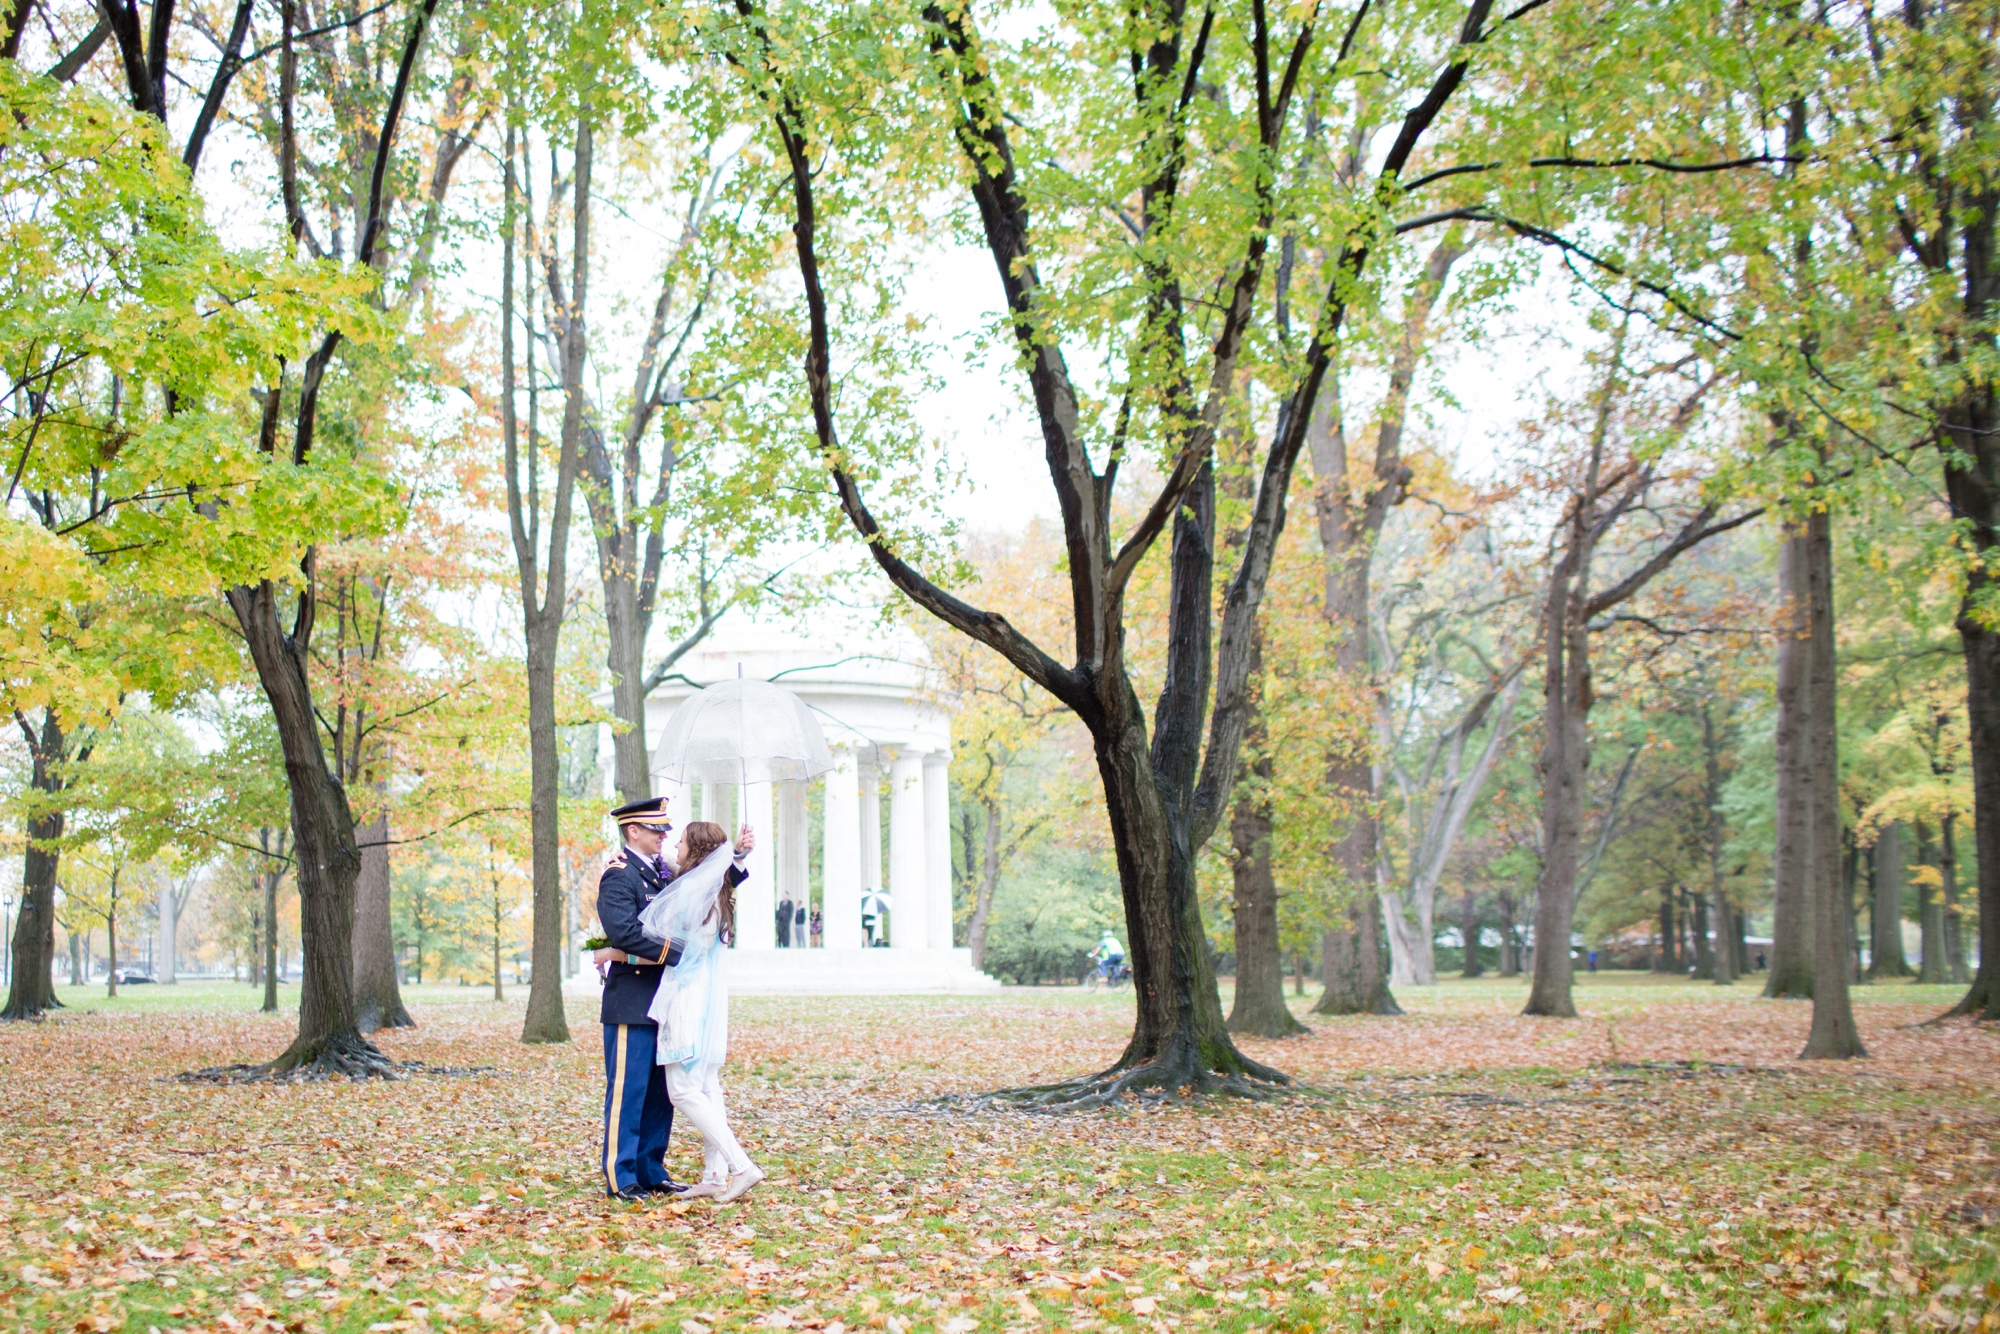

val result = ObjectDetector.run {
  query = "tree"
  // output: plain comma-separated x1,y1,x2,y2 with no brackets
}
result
38,0,485,1074
0,64,255,1019
495,81,588,1047
714,0,1683,1102
1518,323,1760,1018
1369,517,1530,988
1308,236,1464,1015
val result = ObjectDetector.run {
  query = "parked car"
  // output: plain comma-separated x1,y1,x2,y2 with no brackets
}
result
114,971,156,985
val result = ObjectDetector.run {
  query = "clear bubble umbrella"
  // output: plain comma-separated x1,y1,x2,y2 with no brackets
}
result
651,675,835,796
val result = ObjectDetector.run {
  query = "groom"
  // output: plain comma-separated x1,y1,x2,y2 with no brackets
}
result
595,796,753,1200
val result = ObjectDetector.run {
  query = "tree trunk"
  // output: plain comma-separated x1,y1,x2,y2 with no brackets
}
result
1497,892,1518,976
602,550,654,806
491,874,505,1002
1735,908,1752,976
1075,463,1280,1090
4,808,59,1014
505,114,589,1048
1942,814,1969,984
106,881,117,999
1226,726,1306,1037
1917,824,1947,984
1525,559,1592,1018
1691,894,1714,980
1867,823,1913,978
158,875,177,986
1799,507,1865,1058
351,809,413,1032
1460,890,1484,978
1766,525,1815,999
1930,168,1997,1022
1702,706,1735,983
967,799,1001,971
262,866,280,1015
520,615,569,1041
1654,886,1674,973
1313,752,1401,1016
1847,837,1865,983
1305,248,1463,1019
1315,894,1401,1014
3,711,69,1020
227,579,371,1071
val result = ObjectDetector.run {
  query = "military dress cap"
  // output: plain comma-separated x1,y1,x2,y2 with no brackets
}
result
611,796,672,829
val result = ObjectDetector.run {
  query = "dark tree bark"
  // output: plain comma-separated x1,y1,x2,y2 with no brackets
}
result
1227,623,1305,1038
1459,890,1484,978
3,712,74,1020
1227,653,1307,1038
1497,892,1519,976
1691,894,1714,980
1654,886,1674,974
1224,792,1299,1037
1318,893,1402,1015
1800,507,1865,1057
1880,7,2000,1026
1866,823,1913,979
351,810,412,1032
1765,525,1815,999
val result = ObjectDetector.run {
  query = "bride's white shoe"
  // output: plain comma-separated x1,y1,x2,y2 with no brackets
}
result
716,1165,765,1204
678,1179,725,1200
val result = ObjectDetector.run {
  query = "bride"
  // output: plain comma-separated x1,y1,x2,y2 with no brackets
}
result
638,820,764,1203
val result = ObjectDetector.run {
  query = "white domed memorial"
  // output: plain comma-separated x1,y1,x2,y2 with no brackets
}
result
572,619,1000,996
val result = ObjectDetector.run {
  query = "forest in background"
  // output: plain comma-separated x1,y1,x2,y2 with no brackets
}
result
0,0,1991,1090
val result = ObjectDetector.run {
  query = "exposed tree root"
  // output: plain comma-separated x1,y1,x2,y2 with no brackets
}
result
176,1032,490,1085
973,1047,1292,1114
1926,974,1994,1025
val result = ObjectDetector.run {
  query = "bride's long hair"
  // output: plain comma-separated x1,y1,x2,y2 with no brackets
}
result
682,821,733,943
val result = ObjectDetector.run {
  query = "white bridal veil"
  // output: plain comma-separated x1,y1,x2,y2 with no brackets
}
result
637,841,736,1072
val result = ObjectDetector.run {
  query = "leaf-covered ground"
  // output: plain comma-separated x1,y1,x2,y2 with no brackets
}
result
3,973,1997,1333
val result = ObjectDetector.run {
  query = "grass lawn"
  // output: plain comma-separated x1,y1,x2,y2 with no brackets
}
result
2,972,1995,1332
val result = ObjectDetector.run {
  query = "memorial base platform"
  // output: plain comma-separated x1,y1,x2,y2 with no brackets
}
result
562,947,1002,997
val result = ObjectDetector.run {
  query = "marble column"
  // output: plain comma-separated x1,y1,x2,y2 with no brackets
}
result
664,783,694,848
888,749,928,949
738,782,775,950
822,748,862,950
858,752,882,892
924,753,953,950
701,782,732,831
777,779,809,947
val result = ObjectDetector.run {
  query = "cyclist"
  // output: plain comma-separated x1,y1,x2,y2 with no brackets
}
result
1091,930,1125,988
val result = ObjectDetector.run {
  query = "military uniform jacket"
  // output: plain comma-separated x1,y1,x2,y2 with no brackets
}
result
597,850,748,1026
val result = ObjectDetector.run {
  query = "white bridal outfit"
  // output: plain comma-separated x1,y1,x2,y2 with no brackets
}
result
638,842,756,1193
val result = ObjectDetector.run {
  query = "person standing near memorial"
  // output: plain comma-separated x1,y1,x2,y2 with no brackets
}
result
593,796,753,1200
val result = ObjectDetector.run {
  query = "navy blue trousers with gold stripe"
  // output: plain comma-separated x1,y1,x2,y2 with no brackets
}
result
602,1023,675,1196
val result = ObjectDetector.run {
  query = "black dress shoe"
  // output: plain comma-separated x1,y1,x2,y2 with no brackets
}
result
610,1187,653,1202
642,1180,690,1195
